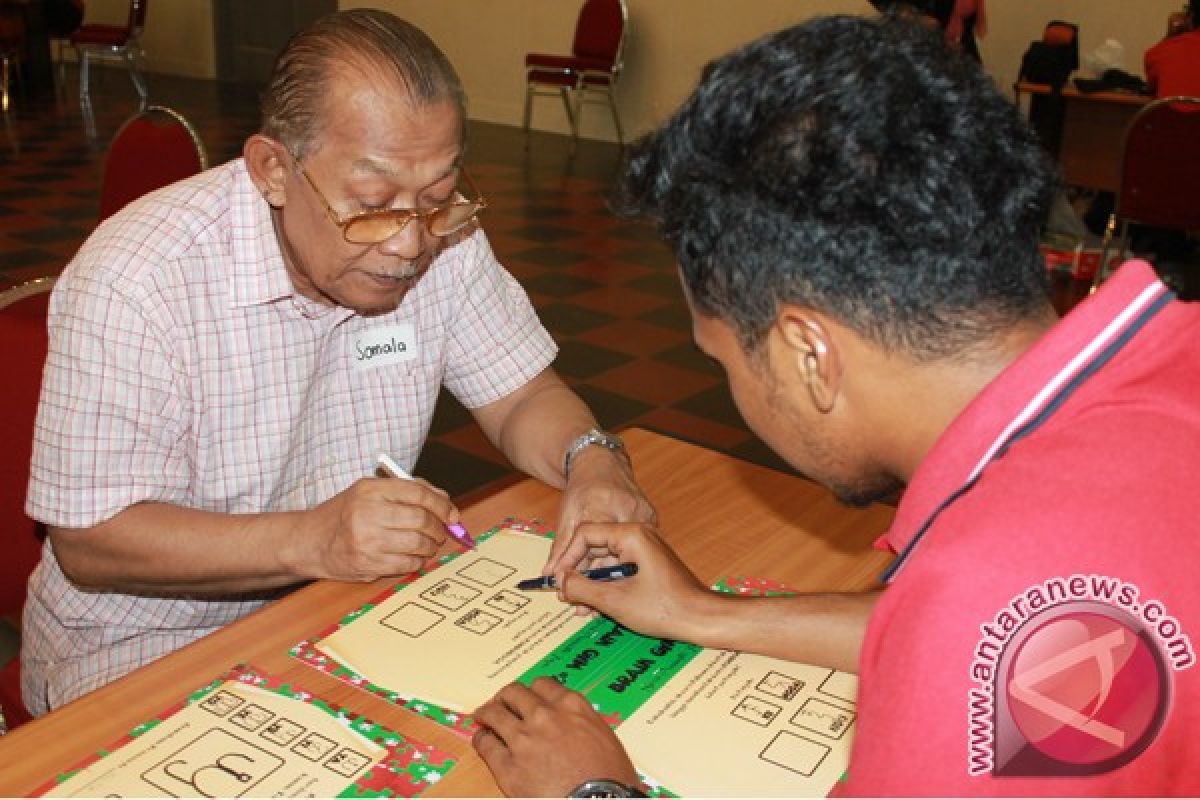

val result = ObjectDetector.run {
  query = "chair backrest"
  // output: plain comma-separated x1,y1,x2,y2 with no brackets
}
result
0,277,55,622
129,0,148,35
98,104,207,222
1117,96,1200,231
0,6,24,52
571,0,626,70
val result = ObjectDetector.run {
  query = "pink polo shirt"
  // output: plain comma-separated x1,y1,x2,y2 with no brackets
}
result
22,159,556,715
843,261,1200,794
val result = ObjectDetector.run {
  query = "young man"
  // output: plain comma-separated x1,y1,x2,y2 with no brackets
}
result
472,15,1199,796
23,10,651,716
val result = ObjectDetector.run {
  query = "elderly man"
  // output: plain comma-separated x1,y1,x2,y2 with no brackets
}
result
22,9,651,715
472,15,1199,797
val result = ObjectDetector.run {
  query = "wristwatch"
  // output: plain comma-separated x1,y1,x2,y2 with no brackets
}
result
568,778,647,798
563,428,627,479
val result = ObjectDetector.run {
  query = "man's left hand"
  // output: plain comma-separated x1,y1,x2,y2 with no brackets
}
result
473,678,641,797
549,446,656,574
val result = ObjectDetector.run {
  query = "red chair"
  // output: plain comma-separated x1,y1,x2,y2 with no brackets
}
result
0,276,57,731
1092,96,1200,289
99,104,207,221
523,0,628,144
71,0,148,103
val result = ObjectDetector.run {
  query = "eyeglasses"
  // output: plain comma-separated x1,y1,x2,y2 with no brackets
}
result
292,156,486,244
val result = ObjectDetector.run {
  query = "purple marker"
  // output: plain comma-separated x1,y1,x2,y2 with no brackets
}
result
376,453,477,550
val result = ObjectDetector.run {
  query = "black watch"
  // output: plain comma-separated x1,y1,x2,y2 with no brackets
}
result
568,778,647,797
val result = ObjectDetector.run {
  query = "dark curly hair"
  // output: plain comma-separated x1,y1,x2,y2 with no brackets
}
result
616,15,1059,361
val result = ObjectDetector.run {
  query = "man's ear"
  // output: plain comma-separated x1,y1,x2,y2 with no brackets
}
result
244,134,289,209
775,308,841,414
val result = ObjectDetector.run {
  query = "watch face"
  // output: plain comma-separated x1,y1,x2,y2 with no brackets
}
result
570,778,639,798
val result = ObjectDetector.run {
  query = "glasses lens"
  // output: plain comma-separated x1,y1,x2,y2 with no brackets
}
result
428,202,482,237
344,214,410,244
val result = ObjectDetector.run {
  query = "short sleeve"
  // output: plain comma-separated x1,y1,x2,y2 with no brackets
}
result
440,230,557,408
26,271,193,529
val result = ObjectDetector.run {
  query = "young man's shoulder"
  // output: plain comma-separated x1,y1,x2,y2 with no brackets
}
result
852,467,1200,794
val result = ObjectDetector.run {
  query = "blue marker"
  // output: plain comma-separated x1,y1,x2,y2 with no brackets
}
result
516,562,638,591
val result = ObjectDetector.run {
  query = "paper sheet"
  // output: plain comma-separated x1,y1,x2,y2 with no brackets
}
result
36,666,453,798
315,528,590,712
296,522,860,797
616,650,857,797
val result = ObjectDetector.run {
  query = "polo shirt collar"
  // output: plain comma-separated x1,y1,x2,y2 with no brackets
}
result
228,158,299,308
881,260,1166,557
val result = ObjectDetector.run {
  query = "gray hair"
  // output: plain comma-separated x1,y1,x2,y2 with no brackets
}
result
261,9,467,159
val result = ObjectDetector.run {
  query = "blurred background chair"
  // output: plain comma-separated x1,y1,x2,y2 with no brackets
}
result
99,104,207,221
0,4,24,112
44,0,85,91
1092,95,1200,289
0,276,57,732
523,0,628,145
71,0,147,104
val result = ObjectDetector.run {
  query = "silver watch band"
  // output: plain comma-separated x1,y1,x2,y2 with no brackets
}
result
569,778,646,797
563,428,626,479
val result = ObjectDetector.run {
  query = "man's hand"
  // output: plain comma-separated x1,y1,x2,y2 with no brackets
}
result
294,476,457,581
553,521,712,642
473,678,640,797
547,447,656,575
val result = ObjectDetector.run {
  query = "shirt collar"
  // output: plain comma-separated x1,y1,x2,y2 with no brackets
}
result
228,158,299,309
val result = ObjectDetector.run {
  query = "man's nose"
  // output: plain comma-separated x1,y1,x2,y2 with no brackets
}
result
376,217,426,260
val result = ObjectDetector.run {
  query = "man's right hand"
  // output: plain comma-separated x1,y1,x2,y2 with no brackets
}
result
552,521,714,643
296,476,458,581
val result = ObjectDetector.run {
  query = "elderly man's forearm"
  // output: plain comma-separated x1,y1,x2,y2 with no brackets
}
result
48,502,315,594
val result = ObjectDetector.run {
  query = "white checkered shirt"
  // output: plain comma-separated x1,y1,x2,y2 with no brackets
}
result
22,159,556,715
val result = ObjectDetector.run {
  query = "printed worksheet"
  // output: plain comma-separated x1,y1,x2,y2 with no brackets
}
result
616,650,857,797
295,522,859,797
35,666,453,798
313,527,591,712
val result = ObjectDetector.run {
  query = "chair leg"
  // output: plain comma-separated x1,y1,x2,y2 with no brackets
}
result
523,83,534,140
559,87,579,140
1,54,10,113
77,46,90,100
1091,213,1133,293
1116,219,1131,269
125,50,148,105
606,87,624,146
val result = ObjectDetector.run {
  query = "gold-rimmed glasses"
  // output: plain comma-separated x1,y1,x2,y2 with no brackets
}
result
292,157,486,244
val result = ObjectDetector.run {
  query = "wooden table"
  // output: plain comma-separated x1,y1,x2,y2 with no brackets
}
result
1016,81,1150,193
0,428,895,796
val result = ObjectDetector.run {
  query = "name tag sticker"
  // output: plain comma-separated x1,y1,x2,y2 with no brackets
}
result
353,323,418,371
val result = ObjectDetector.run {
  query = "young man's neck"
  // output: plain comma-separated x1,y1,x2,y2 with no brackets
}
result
866,306,1059,483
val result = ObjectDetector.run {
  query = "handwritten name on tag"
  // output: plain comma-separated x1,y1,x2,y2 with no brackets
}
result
353,323,417,371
